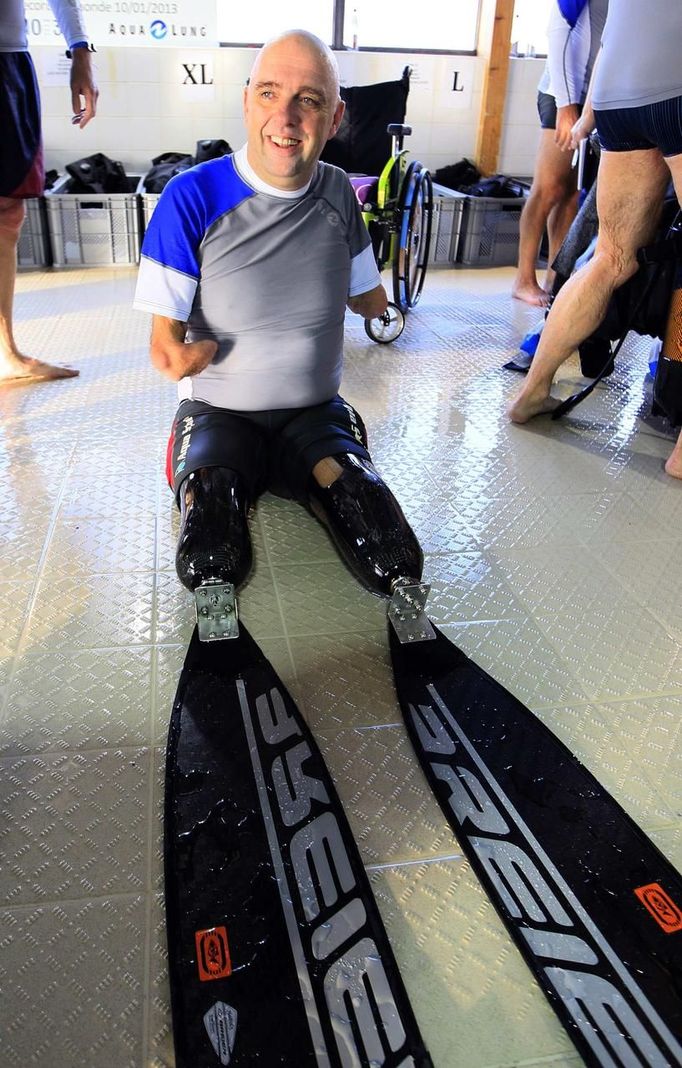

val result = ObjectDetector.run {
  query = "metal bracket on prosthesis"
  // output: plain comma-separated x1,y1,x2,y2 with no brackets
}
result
194,582,239,641
388,581,435,642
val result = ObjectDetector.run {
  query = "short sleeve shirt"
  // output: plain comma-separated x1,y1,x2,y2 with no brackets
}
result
134,148,381,410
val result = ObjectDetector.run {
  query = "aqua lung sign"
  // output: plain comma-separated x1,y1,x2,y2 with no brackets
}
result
24,0,217,47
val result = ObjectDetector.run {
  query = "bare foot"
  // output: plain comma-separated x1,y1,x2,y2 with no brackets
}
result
664,442,682,480
511,279,550,307
508,386,562,424
0,353,79,383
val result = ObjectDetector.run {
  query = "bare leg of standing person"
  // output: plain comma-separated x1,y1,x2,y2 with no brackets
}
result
509,148,669,421
512,130,579,307
0,196,79,383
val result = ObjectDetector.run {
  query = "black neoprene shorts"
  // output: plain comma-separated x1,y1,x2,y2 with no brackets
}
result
166,395,371,502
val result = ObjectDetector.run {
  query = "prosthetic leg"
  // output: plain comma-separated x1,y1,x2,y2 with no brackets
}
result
307,453,434,642
175,466,252,641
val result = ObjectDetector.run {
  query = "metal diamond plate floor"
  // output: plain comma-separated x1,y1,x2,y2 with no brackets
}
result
2,264,680,1068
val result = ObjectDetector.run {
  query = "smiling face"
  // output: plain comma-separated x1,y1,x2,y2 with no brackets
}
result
243,32,345,191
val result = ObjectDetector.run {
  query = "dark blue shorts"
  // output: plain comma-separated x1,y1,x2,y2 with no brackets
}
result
0,52,44,198
595,96,682,157
537,91,583,132
166,395,371,502
537,91,558,130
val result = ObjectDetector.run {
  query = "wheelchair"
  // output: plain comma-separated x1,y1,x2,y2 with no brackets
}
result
321,68,434,343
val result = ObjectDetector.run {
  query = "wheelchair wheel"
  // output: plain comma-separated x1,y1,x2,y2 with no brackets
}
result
364,302,406,344
393,163,433,312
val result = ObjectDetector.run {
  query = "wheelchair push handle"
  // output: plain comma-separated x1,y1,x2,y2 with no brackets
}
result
387,123,412,153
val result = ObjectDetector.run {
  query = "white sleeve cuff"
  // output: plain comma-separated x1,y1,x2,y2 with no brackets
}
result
133,256,197,322
349,243,382,297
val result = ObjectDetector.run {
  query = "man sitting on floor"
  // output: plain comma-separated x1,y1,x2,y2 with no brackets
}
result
134,30,425,632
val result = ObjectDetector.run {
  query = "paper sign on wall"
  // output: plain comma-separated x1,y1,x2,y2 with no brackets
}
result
25,0,218,48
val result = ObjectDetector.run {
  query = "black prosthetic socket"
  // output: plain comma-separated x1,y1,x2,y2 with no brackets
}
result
175,467,252,592
308,454,423,597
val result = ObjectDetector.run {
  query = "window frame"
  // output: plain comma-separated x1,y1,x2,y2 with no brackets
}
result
217,0,480,55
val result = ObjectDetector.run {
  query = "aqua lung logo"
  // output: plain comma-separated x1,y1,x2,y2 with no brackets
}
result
237,681,418,1066
106,20,207,39
410,686,682,1068
174,414,194,479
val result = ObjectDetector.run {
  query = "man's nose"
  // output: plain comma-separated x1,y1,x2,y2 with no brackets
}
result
275,97,300,126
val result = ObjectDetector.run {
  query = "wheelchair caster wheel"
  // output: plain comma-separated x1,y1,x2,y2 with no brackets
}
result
364,302,405,344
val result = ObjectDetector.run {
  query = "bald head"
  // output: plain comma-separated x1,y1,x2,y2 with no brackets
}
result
243,29,345,191
249,30,340,105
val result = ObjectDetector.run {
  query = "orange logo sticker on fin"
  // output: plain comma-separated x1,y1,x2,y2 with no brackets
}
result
634,883,682,934
195,926,233,981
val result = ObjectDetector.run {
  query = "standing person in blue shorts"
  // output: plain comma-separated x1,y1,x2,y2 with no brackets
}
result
134,30,424,622
512,0,607,306
509,0,682,479
0,0,98,383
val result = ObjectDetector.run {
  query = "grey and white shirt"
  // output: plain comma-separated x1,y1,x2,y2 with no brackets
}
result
134,146,381,411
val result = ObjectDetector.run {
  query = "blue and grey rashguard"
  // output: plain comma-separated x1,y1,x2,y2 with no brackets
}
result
134,146,381,412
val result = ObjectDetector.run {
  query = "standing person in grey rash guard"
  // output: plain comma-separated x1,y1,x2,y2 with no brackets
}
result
0,0,98,383
512,0,608,307
134,30,425,634
509,0,682,480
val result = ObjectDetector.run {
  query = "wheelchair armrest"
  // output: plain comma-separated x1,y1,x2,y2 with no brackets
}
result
387,123,412,137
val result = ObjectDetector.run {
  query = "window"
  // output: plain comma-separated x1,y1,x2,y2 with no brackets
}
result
217,0,481,53
511,0,550,57
343,1,479,52
217,2,334,46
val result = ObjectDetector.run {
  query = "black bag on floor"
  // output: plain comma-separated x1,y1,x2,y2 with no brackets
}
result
194,138,232,163
144,152,194,192
432,159,480,191
461,174,526,198
65,152,129,193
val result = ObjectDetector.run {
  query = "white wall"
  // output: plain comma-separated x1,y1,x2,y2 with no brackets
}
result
32,45,545,180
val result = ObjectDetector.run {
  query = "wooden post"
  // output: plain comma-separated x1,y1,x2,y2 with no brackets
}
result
475,0,515,175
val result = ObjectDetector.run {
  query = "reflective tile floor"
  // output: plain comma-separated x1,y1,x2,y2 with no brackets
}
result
1,264,680,1067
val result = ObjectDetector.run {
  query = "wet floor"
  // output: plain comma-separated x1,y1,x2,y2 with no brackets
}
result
1,263,680,1067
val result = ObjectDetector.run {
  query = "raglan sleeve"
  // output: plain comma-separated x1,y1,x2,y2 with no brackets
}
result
133,172,205,321
546,0,592,108
47,0,90,48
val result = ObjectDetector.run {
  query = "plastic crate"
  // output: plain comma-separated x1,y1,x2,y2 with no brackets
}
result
428,183,465,266
17,197,52,268
136,175,160,230
45,174,142,266
457,193,526,267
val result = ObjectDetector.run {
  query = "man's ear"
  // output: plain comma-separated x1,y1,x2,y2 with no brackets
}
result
327,98,345,140
242,84,249,119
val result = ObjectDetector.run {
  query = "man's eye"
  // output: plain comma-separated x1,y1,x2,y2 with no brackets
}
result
260,90,274,100
301,96,321,107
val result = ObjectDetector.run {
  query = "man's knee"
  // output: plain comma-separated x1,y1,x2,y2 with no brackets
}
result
0,197,26,240
591,243,640,288
308,452,423,595
175,466,253,592
534,173,577,212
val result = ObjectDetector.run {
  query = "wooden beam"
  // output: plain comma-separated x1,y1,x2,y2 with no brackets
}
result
475,0,515,175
